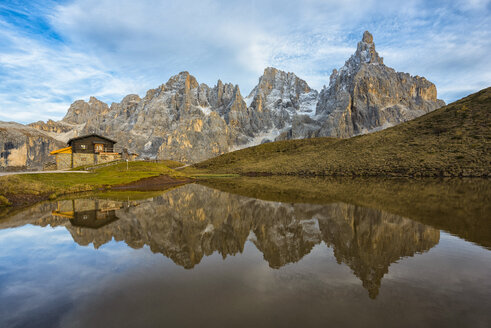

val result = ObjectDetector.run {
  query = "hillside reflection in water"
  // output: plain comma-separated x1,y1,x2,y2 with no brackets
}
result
0,182,490,328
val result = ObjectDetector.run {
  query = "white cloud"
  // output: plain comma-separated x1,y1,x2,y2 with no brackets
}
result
458,0,491,10
0,0,489,123
0,18,142,123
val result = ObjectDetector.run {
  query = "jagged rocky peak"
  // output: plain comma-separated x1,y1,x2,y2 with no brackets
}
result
62,96,110,125
362,30,373,43
310,30,445,138
248,67,317,113
165,71,199,91
120,94,141,106
325,30,384,89
249,67,313,98
141,71,244,116
357,30,383,65
245,67,318,136
29,119,74,133
204,79,240,112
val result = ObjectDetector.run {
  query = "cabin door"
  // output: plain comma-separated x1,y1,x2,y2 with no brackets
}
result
95,143,104,153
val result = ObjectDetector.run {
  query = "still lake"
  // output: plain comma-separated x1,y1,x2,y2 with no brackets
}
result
0,179,490,328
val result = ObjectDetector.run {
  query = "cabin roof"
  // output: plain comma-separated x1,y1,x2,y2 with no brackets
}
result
67,134,117,145
50,146,72,155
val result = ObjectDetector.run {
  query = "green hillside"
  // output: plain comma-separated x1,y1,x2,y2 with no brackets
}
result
191,87,491,177
0,161,190,209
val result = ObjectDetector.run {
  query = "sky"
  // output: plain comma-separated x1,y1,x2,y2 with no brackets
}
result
0,0,490,124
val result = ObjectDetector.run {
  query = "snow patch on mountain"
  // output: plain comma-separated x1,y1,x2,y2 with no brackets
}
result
231,128,282,151
199,106,212,116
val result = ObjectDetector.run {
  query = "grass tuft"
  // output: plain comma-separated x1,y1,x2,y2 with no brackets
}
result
0,195,11,207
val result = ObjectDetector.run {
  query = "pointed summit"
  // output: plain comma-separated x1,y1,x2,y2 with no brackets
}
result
313,30,445,139
355,30,383,65
165,71,199,91
329,31,384,80
362,30,373,43
247,67,318,126
248,67,315,100
62,96,110,125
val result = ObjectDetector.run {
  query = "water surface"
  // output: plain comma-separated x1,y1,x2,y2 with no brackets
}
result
0,180,490,327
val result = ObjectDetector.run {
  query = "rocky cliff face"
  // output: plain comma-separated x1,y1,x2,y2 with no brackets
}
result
23,31,444,164
32,72,276,163
245,67,318,140
0,122,65,171
27,68,319,163
288,31,445,139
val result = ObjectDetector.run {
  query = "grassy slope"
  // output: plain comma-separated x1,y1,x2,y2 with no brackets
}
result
72,159,184,171
191,87,490,177
0,161,189,206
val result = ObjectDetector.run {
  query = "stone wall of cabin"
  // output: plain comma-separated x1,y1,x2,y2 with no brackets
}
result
44,162,57,170
55,152,122,169
73,153,95,167
56,153,72,170
56,199,123,213
96,153,121,164
57,199,75,213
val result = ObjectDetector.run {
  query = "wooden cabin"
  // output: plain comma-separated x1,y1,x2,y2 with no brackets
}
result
50,134,136,170
68,134,117,154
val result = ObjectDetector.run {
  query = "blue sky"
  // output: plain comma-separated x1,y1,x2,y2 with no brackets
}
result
0,0,490,124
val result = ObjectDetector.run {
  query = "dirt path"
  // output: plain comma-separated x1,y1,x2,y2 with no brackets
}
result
111,175,195,191
0,170,88,177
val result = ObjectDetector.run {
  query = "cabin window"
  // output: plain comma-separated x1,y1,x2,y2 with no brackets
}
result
80,144,86,149
95,144,104,153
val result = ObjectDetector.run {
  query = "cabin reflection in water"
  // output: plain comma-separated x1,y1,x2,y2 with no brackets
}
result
52,199,123,229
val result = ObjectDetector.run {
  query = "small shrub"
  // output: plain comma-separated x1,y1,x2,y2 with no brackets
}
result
0,195,11,207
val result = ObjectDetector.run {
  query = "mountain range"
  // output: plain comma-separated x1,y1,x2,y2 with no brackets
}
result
1,31,445,169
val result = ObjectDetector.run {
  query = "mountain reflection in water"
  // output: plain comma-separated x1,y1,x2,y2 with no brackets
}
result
27,184,440,299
